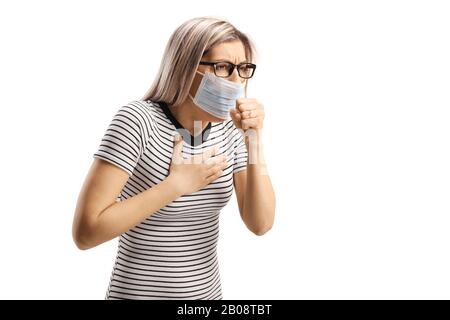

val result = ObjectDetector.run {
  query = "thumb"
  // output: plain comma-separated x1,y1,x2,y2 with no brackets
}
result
171,134,183,164
229,108,242,127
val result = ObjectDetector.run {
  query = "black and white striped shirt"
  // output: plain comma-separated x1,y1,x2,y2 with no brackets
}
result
92,100,247,300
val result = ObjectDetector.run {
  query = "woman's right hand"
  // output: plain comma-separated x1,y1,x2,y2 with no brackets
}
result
168,134,229,196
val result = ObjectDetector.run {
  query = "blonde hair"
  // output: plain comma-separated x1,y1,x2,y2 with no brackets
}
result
141,16,257,106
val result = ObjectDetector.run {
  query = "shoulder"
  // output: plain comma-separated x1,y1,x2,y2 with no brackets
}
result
124,99,158,118
114,99,162,127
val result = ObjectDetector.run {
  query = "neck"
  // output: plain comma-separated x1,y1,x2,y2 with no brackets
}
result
168,97,210,136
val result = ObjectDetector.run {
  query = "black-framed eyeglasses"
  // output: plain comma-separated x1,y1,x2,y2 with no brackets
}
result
199,61,257,79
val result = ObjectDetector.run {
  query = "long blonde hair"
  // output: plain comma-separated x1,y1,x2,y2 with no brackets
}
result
141,16,257,106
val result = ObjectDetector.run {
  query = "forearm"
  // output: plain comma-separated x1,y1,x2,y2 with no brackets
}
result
242,129,276,234
84,175,182,249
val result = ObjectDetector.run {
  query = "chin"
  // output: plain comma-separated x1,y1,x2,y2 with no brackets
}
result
194,104,229,122
207,114,229,122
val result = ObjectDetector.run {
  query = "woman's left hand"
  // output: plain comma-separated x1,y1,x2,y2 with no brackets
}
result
230,98,265,131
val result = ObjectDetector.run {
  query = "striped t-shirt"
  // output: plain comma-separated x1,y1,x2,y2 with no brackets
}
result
92,99,248,300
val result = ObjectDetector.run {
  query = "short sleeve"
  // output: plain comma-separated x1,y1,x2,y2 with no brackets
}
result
93,103,147,176
233,131,248,173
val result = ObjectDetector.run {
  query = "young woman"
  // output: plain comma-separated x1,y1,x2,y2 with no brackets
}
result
72,16,275,300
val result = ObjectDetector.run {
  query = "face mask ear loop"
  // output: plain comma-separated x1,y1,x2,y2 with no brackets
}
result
190,70,207,104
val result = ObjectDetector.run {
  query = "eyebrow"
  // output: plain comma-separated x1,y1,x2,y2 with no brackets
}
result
213,59,249,64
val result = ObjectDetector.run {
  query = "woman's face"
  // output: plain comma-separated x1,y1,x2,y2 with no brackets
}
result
188,40,248,122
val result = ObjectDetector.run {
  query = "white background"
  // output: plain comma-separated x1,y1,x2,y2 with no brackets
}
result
1,0,449,299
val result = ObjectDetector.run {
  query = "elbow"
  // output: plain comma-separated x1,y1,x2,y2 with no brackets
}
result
73,230,93,250
252,211,275,236
248,205,276,237
251,223,273,236
73,234,93,251
72,219,97,251
243,215,275,236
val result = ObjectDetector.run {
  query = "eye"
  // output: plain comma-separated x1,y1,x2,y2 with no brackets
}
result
240,63,254,70
215,63,229,71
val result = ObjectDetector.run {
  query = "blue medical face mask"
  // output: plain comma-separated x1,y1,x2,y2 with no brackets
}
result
188,70,245,120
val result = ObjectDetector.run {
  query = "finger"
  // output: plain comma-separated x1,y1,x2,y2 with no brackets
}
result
233,110,242,121
201,144,220,160
229,109,242,126
237,103,260,113
211,159,230,172
171,134,183,164
206,170,223,184
222,160,231,170
205,166,224,183
236,98,258,105
204,163,220,178
241,109,264,119
230,108,239,121
204,153,227,165
192,148,221,166
241,118,260,130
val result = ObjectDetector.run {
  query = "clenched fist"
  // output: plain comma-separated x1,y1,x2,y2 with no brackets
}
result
229,98,265,131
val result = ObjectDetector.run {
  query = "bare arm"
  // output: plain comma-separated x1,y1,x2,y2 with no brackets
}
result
233,129,276,236
229,98,276,236
72,159,182,250
73,137,227,250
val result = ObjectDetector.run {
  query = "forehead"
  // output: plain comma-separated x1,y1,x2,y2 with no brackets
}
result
204,40,247,62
